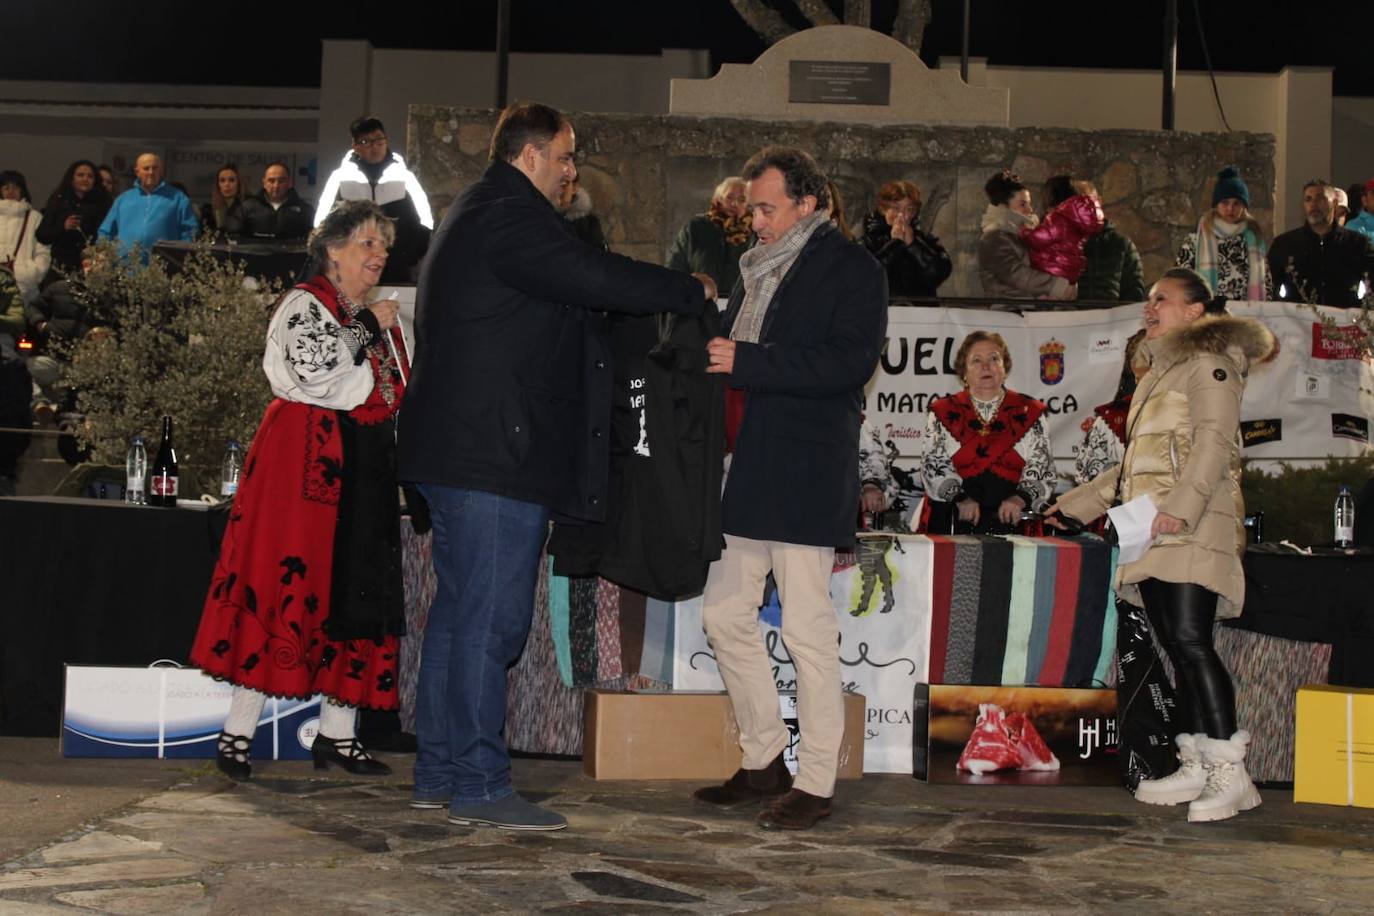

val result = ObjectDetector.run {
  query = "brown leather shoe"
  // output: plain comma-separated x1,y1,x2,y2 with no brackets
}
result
757,788,832,830
693,752,793,805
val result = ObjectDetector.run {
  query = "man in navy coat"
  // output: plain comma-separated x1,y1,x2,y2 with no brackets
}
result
695,146,887,830
399,102,715,831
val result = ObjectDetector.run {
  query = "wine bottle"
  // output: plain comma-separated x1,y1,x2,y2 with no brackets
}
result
148,415,179,508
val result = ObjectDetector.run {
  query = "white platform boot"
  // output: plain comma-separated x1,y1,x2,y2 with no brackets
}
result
1188,730,1263,823
1133,733,1207,806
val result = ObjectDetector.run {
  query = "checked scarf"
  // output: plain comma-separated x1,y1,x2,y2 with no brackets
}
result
731,210,829,344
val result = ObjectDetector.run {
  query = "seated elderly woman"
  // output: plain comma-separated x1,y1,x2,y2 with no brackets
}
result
921,331,1056,534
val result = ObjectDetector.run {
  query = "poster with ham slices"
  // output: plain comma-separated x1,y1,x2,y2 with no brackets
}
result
913,684,1118,784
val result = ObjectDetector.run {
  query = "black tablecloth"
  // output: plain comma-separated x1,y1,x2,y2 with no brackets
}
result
1232,544,1374,687
152,240,307,285
0,496,227,736
5,498,1371,737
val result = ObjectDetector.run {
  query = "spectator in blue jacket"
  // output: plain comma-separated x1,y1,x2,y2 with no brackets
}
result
97,154,198,259
1347,179,1374,245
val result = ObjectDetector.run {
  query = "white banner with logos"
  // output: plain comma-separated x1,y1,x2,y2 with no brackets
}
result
866,301,1374,464
673,538,934,774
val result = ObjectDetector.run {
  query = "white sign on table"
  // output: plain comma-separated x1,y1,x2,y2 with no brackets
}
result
673,537,934,774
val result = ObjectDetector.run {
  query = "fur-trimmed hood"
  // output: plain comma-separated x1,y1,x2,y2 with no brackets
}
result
980,202,1038,235
0,198,34,221
1140,313,1277,376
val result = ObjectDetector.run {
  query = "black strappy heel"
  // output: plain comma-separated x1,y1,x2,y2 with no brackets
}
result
216,731,253,782
311,735,392,776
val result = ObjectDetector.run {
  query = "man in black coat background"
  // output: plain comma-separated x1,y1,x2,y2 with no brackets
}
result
694,147,887,830
225,163,313,241
1268,180,1374,308
397,102,715,832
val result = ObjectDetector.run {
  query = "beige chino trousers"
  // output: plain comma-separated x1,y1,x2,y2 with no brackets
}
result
701,533,843,798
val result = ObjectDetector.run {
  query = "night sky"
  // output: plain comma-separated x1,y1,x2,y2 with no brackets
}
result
6,0,1373,97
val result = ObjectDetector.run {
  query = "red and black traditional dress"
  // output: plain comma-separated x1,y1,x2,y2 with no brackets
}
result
920,387,1056,535
1075,395,1131,485
1072,395,1131,535
189,275,409,709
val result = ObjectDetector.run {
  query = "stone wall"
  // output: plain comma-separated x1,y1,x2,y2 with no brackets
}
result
408,106,1275,297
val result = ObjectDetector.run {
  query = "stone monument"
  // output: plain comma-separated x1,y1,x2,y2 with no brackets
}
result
670,25,1008,127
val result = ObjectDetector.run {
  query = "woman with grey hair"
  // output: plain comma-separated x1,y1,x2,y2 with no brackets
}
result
666,175,752,295
190,200,409,781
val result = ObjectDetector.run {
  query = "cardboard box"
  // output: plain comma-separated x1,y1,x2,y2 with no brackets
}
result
583,689,865,780
1294,684,1374,808
913,684,1118,785
62,664,321,760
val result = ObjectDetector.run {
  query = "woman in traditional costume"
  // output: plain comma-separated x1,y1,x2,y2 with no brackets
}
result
920,331,1055,535
190,200,408,780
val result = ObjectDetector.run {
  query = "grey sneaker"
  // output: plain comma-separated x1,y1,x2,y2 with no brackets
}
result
447,793,568,831
410,795,449,810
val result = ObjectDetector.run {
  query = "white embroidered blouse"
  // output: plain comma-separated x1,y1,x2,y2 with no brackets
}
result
263,288,376,410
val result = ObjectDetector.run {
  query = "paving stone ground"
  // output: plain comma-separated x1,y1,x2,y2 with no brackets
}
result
2,737,1373,914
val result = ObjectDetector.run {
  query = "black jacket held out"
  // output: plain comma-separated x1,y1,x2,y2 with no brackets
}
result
397,159,705,522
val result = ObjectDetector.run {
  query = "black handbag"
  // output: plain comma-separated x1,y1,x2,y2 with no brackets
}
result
1115,600,1185,789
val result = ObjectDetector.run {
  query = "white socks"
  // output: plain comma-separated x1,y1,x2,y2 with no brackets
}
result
223,686,267,737
223,688,355,742
318,699,357,741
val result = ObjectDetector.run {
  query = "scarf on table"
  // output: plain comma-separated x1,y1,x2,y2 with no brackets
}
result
732,210,828,344
707,199,753,247
1194,213,1267,301
931,388,1045,484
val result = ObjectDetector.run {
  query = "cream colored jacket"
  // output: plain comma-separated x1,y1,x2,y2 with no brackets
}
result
1057,314,1276,617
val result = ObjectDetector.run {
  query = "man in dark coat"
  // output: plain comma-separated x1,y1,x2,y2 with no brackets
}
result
1075,182,1146,302
397,102,714,831
1268,180,1374,308
694,147,887,830
225,163,312,241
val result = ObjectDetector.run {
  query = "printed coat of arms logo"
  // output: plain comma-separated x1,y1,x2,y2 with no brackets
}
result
1039,338,1066,385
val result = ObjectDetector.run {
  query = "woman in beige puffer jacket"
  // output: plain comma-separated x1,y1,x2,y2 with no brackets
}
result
1049,267,1276,823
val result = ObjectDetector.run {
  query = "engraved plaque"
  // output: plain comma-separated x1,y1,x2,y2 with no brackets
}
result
788,60,892,106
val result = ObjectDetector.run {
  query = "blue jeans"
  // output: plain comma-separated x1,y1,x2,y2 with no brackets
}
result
413,484,550,807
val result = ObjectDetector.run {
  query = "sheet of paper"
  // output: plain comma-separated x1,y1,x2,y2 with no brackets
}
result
1107,494,1158,565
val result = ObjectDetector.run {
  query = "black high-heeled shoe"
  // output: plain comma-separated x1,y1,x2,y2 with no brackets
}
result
216,731,252,782
311,734,392,776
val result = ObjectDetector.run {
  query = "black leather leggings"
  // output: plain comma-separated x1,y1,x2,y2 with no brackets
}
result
1138,578,1238,739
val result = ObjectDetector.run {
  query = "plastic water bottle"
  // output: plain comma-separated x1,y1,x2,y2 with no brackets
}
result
220,440,242,499
124,435,147,505
1335,485,1355,548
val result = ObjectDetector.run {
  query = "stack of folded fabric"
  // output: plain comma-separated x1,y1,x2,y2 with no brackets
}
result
925,534,1118,688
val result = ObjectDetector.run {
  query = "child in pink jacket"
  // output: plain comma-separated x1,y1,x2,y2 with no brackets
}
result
1021,191,1104,285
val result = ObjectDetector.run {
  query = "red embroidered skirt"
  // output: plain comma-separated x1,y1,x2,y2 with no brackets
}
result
189,398,399,709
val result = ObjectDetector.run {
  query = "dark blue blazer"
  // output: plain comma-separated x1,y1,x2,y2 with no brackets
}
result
721,222,888,548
